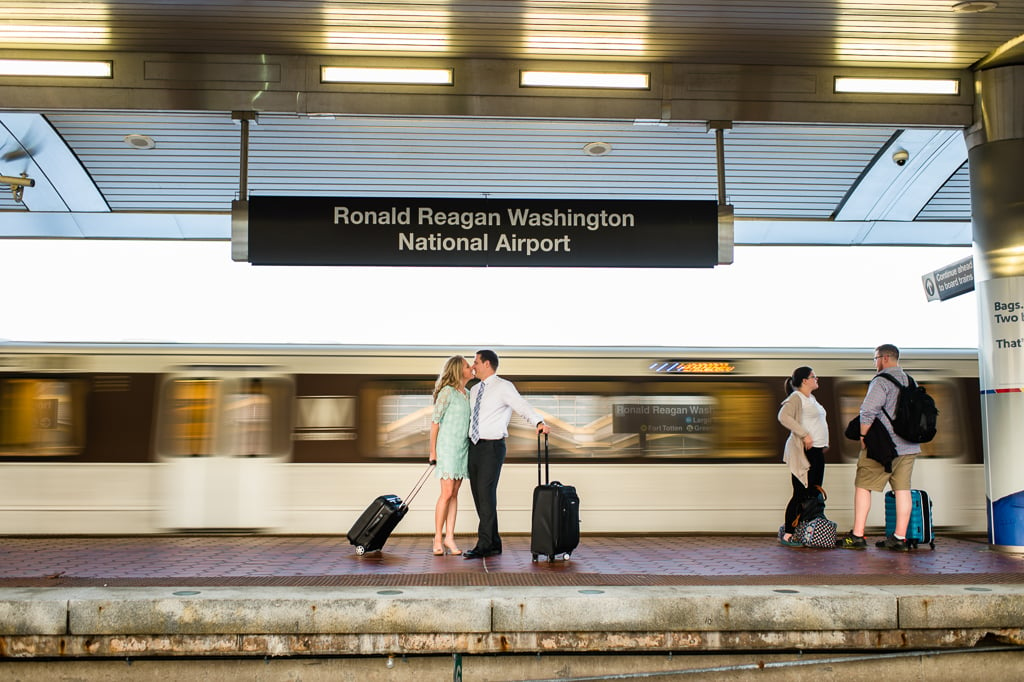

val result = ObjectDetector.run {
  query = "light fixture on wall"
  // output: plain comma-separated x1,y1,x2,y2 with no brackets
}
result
520,70,650,89
834,77,960,95
583,142,612,156
0,59,111,78
1,173,34,202
321,66,453,84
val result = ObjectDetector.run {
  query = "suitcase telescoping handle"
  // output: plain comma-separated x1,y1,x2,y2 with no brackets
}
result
402,462,436,510
537,432,549,486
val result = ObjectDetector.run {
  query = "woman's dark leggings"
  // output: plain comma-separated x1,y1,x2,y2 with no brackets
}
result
784,446,826,534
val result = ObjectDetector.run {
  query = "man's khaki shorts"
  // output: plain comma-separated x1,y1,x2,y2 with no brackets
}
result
854,450,916,492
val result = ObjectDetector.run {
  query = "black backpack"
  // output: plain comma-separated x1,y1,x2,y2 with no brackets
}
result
877,372,938,443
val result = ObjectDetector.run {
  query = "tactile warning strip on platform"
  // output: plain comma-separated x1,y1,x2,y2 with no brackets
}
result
1,534,1022,588
4,572,1024,588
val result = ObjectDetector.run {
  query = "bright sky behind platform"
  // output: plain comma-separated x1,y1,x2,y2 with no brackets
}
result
0,240,977,349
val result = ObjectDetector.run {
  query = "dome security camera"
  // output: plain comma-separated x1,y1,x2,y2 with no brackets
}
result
892,149,910,166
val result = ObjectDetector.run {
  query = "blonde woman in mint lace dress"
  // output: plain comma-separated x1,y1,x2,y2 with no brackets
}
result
429,355,472,555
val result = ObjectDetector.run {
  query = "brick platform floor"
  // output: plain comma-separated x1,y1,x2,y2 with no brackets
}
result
2,534,1022,587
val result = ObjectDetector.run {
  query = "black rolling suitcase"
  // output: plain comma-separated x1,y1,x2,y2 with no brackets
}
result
347,463,434,555
531,433,580,562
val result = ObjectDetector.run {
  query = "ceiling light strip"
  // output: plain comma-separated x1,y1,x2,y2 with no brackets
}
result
321,66,453,85
520,70,650,89
834,77,959,95
0,59,111,78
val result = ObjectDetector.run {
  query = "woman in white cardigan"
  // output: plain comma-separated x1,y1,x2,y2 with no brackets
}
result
776,366,829,547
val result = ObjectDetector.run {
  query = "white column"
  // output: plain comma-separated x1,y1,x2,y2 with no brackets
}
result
968,64,1024,551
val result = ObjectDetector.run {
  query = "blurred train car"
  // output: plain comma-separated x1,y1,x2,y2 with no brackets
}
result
0,344,982,536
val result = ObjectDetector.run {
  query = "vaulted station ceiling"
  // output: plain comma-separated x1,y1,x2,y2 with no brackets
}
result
1,1,1023,245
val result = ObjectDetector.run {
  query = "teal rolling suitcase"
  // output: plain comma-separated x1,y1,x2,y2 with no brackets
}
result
884,489,935,550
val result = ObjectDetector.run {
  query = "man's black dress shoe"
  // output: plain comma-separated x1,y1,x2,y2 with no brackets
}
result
463,548,485,559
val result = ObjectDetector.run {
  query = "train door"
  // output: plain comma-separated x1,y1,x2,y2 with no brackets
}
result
154,371,294,530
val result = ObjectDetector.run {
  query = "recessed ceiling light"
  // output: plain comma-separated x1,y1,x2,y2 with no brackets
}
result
952,1,998,13
321,66,453,85
520,71,650,89
0,59,111,77
834,77,960,95
124,134,156,150
583,142,612,156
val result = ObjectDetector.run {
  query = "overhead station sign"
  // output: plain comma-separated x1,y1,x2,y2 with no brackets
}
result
242,197,724,268
922,256,974,302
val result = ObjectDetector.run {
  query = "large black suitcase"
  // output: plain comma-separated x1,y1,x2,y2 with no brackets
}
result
347,464,434,555
531,433,580,562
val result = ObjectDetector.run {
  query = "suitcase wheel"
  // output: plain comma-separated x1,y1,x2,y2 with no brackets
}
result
355,545,366,556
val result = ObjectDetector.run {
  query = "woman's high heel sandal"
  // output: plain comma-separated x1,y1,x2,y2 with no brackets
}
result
432,541,445,556
443,541,462,556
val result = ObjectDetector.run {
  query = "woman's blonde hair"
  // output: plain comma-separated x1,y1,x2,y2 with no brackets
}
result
433,355,466,402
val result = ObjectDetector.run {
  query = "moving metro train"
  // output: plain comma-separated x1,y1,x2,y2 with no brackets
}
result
0,343,983,536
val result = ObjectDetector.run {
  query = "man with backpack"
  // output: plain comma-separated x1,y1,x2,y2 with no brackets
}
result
837,344,922,551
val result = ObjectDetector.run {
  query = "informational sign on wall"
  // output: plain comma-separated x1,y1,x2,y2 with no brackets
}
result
243,197,724,268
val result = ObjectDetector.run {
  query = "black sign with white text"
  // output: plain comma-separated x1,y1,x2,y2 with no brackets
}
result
247,197,720,267
612,402,714,434
922,256,974,302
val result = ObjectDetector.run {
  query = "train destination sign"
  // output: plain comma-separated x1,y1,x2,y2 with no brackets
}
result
612,397,715,435
244,197,722,267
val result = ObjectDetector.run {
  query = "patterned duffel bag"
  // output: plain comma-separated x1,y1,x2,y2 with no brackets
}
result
794,516,838,549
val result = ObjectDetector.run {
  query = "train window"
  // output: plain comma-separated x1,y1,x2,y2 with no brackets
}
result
294,396,357,442
154,376,294,458
157,379,218,456
0,378,86,456
835,379,965,461
367,381,776,462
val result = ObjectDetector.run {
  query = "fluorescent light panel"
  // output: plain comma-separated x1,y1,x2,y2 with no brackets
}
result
0,59,111,77
834,77,959,95
322,66,452,84
0,24,109,44
520,70,650,89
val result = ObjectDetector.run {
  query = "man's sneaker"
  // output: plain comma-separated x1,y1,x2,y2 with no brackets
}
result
836,533,867,550
876,534,910,552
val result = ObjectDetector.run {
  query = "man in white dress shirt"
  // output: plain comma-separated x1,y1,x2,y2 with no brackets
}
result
463,349,550,559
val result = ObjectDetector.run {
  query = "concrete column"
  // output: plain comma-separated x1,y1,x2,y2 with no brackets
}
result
967,64,1024,552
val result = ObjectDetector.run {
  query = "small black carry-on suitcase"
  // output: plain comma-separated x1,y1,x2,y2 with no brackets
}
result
347,463,434,555
884,489,935,549
531,433,580,562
